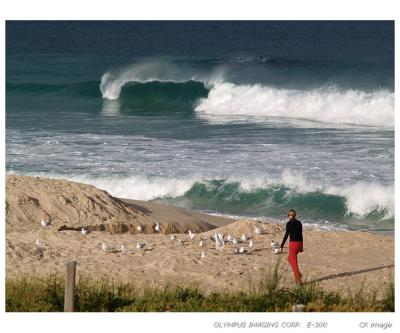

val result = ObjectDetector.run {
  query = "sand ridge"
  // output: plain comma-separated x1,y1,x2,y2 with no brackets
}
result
6,174,225,234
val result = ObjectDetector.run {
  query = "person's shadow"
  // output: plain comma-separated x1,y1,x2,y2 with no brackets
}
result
304,264,394,284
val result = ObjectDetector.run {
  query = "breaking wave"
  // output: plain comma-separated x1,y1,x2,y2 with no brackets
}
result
16,170,394,231
99,62,394,127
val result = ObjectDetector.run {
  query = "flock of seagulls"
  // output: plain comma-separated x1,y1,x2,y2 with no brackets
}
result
37,217,278,259
96,224,274,258
213,232,225,251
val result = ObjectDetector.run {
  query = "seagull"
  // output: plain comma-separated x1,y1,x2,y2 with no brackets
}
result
35,239,45,249
232,238,238,245
120,244,131,253
188,230,197,240
241,233,248,242
137,225,143,232
170,234,176,241
239,246,245,254
41,218,51,227
271,241,280,249
214,233,221,249
215,233,225,251
200,251,206,259
154,222,160,232
254,227,262,235
249,240,254,250
35,239,46,254
199,240,204,247
226,235,234,242
217,233,225,246
102,242,113,252
136,242,145,249
272,247,281,254
178,239,184,246
81,228,89,235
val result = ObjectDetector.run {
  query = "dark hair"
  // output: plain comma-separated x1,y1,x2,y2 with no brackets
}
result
288,209,297,215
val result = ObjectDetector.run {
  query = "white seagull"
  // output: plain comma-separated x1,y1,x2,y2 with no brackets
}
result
188,230,197,240
232,238,238,245
178,239,184,246
218,233,225,246
272,247,281,254
137,225,143,232
81,228,89,235
249,240,254,249
233,247,245,254
199,240,204,247
271,241,280,249
41,218,51,227
154,222,160,232
35,239,45,249
214,233,221,249
254,227,263,235
102,242,113,252
200,251,206,259
226,235,234,242
170,234,176,241
241,233,248,242
120,244,131,253
136,242,145,249
215,233,225,251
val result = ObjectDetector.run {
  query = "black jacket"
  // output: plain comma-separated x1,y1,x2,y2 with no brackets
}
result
281,218,303,248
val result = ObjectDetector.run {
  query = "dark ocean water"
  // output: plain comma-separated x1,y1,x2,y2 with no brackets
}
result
6,21,394,233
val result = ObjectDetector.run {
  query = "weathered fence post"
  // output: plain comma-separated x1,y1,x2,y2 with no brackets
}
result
64,260,76,312
292,304,306,312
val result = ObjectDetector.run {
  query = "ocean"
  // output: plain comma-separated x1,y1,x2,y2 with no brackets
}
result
6,21,394,233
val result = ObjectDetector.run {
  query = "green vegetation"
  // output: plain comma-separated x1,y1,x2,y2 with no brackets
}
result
6,262,394,312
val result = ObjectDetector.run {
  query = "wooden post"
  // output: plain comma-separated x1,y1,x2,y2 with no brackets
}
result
64,260,76,312
292,304,306,312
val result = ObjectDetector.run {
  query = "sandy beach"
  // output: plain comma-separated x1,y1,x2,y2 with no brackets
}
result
6,174,394,295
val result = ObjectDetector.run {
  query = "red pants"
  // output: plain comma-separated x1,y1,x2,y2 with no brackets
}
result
288,241,303,283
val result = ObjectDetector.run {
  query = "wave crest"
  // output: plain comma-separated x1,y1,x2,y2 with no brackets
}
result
20,172,394,227
100,61,211,100
99,63,393,127
195,82,394,127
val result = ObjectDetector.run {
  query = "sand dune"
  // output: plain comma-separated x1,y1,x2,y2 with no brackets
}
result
6,174,227,234
6,174,394,295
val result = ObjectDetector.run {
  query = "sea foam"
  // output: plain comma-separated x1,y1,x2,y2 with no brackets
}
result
100,65,393,128
195,82,394,127
18,171,394,221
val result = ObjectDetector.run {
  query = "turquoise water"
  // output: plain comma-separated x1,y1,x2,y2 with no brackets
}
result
6,22,394,233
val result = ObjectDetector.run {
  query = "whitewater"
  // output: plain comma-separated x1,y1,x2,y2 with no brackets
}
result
99,63,394,128
7,56,394,233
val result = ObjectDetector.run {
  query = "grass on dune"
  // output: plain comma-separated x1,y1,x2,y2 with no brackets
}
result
5,261,394,312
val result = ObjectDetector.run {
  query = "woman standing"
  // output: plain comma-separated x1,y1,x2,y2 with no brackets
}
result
280,209,303,284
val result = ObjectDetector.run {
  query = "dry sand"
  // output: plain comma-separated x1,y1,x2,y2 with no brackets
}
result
6,174,394,295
